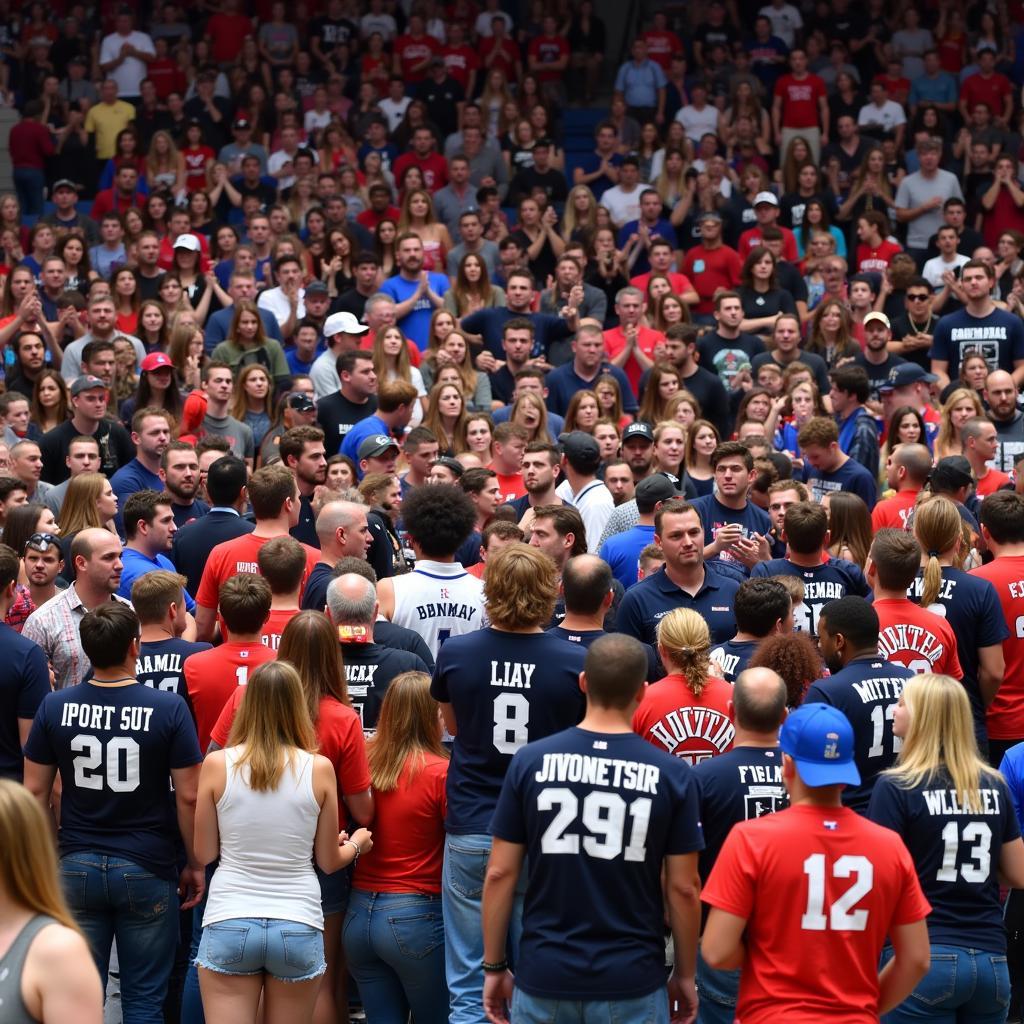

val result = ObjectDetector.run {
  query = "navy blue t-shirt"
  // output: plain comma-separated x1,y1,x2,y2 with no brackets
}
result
930,306,1024,381
490,726,703,999
868,769,1018,952
691,495,771,568
24,682,202,878
907,567,1008,734
135,638,211,707
751,556,870,637
342,641,430,732
804,657,914,813
300,562,334,614
545,361,639,415
693,745,787,882
0,622,51,781
617,565,741,650
546,625,659,682
803,457,878,510
708,638,760,684
430,629,586,834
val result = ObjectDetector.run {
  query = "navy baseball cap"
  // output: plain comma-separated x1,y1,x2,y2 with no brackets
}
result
779,704,861,787
622,422,655,444
879,363,938,392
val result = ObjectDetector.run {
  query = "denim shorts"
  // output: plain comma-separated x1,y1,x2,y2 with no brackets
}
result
195,918,326,982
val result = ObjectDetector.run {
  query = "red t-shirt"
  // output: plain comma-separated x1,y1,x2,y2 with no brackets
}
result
89,189,146,221
196,533,320,611
870,489,919,531
357,206,402,230
489,469,526,502
855,239,902,274
982,187,1024,249
702,804,931,1024
353,754,448,894
774,73,826,129
603,324,665,394
206,12,252,63
394,32,441,82
259,607,300,652
737,225,799,263
147,58,187,99
9,121,54,171
960,71,1012,117
184,641,277,752
872,597,963,679
972,553,1024,739
527,34,569,82
182,146,215,194
642,29,683,71
631,673,734,764
681,244,743,313
392,151,448,193
976,467,1012,496
157,231,211,272
442,44,481,90
478,36,520,80
360,54,391,92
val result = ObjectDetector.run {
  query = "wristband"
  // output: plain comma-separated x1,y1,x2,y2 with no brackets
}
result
345,839,361,864
482,959,508,973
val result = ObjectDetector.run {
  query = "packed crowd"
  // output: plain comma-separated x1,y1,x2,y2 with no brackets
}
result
7,0,1024,1023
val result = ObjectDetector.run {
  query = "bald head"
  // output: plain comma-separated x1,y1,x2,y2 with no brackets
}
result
891,443,933,485
733,668,788,734
316,500,370,557
562,553,613,616
325,572,377,625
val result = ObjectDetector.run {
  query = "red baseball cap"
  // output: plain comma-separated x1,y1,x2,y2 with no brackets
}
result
141,352,174,372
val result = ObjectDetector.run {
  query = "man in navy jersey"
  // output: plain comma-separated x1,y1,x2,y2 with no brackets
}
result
23,603,204,1022
430,543,586,1024
710,579,793,683
798,416,878,509
692,442,772,570
618,499,742,651
483,633,703,1024
804,597,914,812
131,570,210,705
694,668,789,1023
752,503,870,637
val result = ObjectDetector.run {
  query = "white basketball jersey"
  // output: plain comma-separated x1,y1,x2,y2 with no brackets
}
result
390,560,486,657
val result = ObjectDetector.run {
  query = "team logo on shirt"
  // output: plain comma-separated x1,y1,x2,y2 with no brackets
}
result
744,788,786,819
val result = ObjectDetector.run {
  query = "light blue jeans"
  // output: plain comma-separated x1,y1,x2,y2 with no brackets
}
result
511,987,670,1023
195,917,325,981
696,946,740,1024
60,852,179,1024
881,944,1011,1023
343,890,447,1024
442,833,526,1024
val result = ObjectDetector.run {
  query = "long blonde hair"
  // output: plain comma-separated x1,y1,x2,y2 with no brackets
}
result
60,472,111,535
913,494,967,606
935,387,985,460
226,661,318,791
885,673,999,811
0,779,80,932
367,671,448,792
656,608,712,696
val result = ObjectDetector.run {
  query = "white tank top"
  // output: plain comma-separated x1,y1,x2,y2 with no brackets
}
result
203,747,324,930
390,560,486,658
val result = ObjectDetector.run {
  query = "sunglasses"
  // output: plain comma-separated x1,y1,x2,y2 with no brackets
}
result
25,532,60,553
907,293,931,301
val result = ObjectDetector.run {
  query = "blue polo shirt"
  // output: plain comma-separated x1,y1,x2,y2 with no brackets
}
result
462,308,575,362
340,413,389,464
599,524,655,589
118,548,196,613
545,361,639,415
110,459,164,509
616,564,740,649
379,272,451,350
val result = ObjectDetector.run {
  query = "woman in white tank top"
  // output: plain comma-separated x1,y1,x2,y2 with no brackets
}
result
193,661,373,1023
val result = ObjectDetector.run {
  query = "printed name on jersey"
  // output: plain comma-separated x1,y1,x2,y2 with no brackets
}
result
490,660,535,688
923,787,1003,816
646,708,735,764
346,664,378,683
534,752,661,794
852,673,907,704
136,652,184,676
60,703,154,732
415,601,478,621
876,625,947,666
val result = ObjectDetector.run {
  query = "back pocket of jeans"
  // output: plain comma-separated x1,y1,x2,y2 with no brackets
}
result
124,873,171,921
910,954,958,1007
60,869,89,911
204,924,249,967
388,911,444,959
445,845,488,899
282,928,322,972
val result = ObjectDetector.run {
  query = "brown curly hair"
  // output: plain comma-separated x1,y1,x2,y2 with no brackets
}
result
748,633,823,708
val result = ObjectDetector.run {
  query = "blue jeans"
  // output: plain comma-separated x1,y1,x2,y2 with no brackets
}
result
511,987,669,1023
696,947,740,1024
443,833,526,1024
180,863,215,1024
13,167,44,218
196,917,325,981
881,944,1010,1023
60,852,179,1024
343,890,447,1024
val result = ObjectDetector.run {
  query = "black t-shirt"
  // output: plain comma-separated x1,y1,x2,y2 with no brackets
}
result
776,259,808,303
890,313,939,371
316,391,378,457
40,418,135,484
341,641,430,732
290,494,320,549
736,285,796,321
508,166,569,207
510,229,559,284
135,637,211,709
751,350,831,396
366,508,398,580
311,15,358,52
331,288,372,321
698,330,766,387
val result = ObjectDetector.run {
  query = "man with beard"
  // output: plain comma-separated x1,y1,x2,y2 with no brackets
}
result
620,422,657,484
4,331,49,399
697,291,766,392
508,442,564,531
9,531,64,631
110,408,172,507
159,442,209,528
853,312,905,410
984,369,1024,472
380,233,450,349
279,426,328,548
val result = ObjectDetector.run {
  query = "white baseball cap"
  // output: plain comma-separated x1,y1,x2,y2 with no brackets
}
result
753,191,779,207
324,312,370,337
173,233,201,252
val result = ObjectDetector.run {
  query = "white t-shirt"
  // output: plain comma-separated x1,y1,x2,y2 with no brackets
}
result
99,30,155,97
555,478,615,553
758,3,803,47
600,183,651,229
267,146,318,191
675,103,720,144
857,100,907,133
304,109,332,136
474,9,513,37
258,285,306,327
378,96,412,133
360,12,397,40
922,253,970,290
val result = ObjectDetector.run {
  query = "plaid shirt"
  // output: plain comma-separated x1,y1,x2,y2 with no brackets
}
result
22,586,131,690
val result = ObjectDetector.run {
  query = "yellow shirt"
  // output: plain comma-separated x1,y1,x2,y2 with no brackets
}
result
84,101,136,159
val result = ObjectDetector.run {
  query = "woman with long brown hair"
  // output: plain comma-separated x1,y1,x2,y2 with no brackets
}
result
229,364,276,448
934,387,985,460
684,419,720,497
120,352,186,428
443,252,506,317
563,389,601,434
30,370,69,434
637,363,682,426
397,190,452,273
373,324,428,420
420,321,490,412
821,491,873,568
423,381,469,455
509,391,554,444
804,298,858,367
56,473,119,583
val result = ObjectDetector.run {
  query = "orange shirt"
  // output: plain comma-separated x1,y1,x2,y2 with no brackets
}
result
631,672,734,764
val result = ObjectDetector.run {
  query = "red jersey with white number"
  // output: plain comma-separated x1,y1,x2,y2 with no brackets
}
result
702,804,931,1023
183,641,277,752
872,598,963,679
259,608,300,652
971,554,1024,739
631,673,734,765
856,240,902,274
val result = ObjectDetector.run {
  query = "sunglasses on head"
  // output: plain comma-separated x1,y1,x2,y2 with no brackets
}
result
25,532,60,554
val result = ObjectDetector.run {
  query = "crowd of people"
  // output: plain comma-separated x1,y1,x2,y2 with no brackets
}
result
7,0,1024,1023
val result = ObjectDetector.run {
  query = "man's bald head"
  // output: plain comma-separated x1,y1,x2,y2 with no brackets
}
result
316,500,370,556
733,667,788,733
325,572,377,625
891,443,933,484
562,553,613,616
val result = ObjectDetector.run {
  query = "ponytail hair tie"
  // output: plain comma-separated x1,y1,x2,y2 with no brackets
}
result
928,550,939,557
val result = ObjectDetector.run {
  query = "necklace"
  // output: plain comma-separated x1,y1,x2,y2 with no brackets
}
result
908,314,931,334
93,676,135,685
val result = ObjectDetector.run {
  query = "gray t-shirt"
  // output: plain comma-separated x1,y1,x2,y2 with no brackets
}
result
202,413,255,461
895,169,963,250
61,333,146,382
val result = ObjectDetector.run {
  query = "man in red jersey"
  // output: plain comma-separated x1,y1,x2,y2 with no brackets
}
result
971,490,1024,763
682,212,742,318
962,417,1012,497
702,702,932,1023
255,536,305,651
194,464,318,641
872,444,932,531
392,126,448,194
867,529,963,679
183,574,276,753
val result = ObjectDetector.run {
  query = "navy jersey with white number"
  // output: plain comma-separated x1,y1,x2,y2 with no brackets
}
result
430,629,586,834
135,638,211,705
342,641,430,732
751,557,870,637
709,638,760,684
490,727,703,1000
693,745,788,883
868,769,1019,952
804,657,914,812
24,682,202,879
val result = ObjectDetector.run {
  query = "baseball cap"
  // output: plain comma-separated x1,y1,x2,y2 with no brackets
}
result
233,117,251,130
431,455,465,478
69,55,89,66
358,434,400,460
52,178,80,193
173,234,201,252
286,393,316,413
699,210,722,223
879,363,938,392
754,190,779,207
324,311,369,338
635,474,679,508
622,421,655,445
141,352,174,372
863,311,890,329
779,703,861,787
931,455,974,491
71,374,107,396
559,431,601,473
304,280,329,296
977,41,998,53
